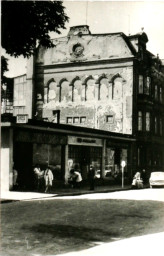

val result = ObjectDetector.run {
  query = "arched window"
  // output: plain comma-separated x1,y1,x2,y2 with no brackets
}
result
113,77,122,99
73,80,82,102
138,111,142,131
86,79,95,101
48,80,59,103
60,79,71,102
99,78,109,100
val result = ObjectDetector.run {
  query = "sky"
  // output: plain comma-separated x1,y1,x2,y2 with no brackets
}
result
3,0,164,78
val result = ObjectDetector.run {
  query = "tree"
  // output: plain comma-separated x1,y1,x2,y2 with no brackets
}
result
1,56,8,79
2,0,69,58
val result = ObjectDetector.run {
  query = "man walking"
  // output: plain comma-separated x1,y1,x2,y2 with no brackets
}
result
88,165,95,190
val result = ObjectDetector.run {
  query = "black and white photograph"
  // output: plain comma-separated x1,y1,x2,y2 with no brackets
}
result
1,0,164,255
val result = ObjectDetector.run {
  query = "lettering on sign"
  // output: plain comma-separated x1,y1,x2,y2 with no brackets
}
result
77,138,96,143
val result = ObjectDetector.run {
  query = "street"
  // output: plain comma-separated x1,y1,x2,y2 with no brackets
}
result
1,188,164,256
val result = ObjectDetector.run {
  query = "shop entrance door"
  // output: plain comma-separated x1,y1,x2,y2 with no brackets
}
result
14,142,33,191
80,146,90,180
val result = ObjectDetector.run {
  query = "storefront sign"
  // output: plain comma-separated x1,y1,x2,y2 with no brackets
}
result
15,130,67,145
16,114,28,123
68,136,103,147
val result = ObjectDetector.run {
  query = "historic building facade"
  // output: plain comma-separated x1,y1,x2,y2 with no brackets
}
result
2,25,163,191
32,25,164,175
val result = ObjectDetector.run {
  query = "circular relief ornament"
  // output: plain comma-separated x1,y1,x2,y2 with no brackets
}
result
72,43,84,57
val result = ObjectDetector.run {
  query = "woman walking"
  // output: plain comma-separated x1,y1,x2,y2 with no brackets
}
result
44,166,54,193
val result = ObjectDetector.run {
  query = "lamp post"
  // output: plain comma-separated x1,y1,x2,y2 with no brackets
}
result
121,160,126,188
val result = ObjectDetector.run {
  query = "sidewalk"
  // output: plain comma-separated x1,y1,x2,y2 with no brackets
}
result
1,184,132,203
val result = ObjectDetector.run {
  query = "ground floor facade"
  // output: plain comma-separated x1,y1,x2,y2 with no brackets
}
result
1,119,163,192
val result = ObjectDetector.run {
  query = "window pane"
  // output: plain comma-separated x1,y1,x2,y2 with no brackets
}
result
146,112,150,131
138,111,142,131
67,117,72,124
145,77,151,95
80,117,86,123
139,75,143,94
106,115,114,123
73,117,79,123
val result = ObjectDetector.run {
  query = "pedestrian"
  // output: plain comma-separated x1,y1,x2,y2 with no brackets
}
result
33,164,44,191
13,166,18,190
141,169,146,185
88,165,95,190
68,169,82,188
131,171,143,189
44,166,54,193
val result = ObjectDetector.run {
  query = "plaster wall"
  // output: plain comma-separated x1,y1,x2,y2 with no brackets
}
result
42,65,133,134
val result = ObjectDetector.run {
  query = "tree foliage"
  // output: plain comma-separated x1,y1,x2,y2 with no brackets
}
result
1,56,9,85
2,0,69,57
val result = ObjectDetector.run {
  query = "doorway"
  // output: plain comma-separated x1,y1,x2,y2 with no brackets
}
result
13,142,33,191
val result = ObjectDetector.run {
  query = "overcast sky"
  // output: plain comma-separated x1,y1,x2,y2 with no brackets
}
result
4,0,164,78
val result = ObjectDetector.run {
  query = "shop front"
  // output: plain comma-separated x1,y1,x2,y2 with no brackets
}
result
13,129,67,191
105,139,132,183
66,136,103,181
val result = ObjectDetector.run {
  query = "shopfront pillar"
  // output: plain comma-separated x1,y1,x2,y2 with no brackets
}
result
102,139,106,178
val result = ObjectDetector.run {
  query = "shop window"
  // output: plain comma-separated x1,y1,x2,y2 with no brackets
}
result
67,117,72,124
155,85,158,100
106,115,114,123
139,75,144,94
145,77,151,95
80,116,86,123
73,117,79,124
138,111,143,131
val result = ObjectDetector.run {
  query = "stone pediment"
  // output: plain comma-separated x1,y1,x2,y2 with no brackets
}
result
40,32,134,65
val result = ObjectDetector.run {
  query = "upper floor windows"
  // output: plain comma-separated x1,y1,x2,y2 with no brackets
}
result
138,75,163,104
46,74,125,105
66,116,86,124
138,75,151,95
138,110,163,136
145,112,150,131
139,75,144,94
138,111,143,131
145,77,151,95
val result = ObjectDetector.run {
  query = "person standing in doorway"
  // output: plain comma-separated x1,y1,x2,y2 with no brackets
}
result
44,166,54,193
13,166,18,190
88,165,95,190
